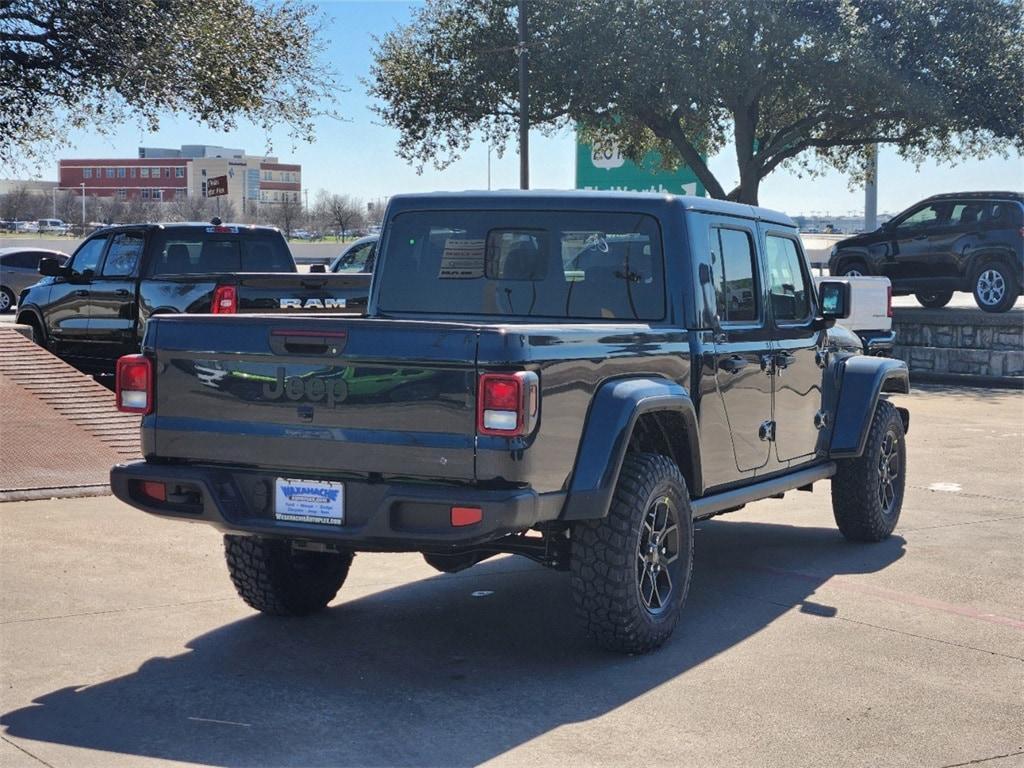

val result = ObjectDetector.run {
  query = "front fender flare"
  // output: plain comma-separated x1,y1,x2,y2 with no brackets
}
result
561,377,700,521
829,355,909,459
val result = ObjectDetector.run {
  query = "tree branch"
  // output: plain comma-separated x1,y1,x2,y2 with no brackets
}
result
640,108,727,199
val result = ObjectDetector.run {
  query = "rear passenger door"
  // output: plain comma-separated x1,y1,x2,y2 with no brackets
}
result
89,231,145,359
708,220,774,476
761,228,824,465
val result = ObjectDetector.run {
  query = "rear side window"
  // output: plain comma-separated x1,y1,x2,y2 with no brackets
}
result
148,231,293,275
709,226,758,323
765,235,812,322
377,211,664,320
102,233,144,277
2,252,43,269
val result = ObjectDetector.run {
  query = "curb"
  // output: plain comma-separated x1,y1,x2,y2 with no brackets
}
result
909,371,1024,390
0,485,112,503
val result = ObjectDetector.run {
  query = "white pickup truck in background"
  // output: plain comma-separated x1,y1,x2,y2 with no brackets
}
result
814,275,895,356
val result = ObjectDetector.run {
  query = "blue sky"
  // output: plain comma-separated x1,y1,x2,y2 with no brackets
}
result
29,0,1024,216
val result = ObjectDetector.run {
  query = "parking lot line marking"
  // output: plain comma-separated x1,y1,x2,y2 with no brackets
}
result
0,736,55,768
740,565,1024,631
187,717,252,728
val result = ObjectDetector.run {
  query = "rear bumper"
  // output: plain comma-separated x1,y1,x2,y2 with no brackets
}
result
110,461,556,548
858,329,896,356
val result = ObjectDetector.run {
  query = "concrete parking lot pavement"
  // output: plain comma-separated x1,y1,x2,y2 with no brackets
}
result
1,386,1022,768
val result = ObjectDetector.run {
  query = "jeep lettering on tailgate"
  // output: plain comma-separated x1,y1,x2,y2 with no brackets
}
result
262,368,348,407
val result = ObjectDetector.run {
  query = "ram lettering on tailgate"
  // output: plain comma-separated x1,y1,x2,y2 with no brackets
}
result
280,297,348,309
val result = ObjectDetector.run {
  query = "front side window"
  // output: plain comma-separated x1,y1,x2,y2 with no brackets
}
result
710,226,758,323
895,203,954,229
332,241,376,273
377,210,665,320
101,233,144,277
69,236,108,275
765,235,812,322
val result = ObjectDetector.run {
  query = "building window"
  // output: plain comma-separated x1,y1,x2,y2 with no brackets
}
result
117,167,126,178
175,167,184,178
262,170,272,181
105,167,115,178
153,189,162,201
142,189,150,200
152,167,161,177
83,168,93,179
117,189,127,200
140,167,149,178
130,167,136,178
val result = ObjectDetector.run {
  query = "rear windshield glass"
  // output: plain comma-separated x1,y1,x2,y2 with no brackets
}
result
377,210,665,320
148,229,293,275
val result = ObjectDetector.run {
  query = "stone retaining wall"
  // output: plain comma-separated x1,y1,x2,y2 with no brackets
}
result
892,307,1024,385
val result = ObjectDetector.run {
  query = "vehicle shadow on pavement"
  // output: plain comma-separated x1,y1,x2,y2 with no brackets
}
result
2,518,904,767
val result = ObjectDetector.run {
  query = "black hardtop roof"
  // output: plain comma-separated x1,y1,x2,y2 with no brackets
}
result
922,191,1023,203
387,189,796,227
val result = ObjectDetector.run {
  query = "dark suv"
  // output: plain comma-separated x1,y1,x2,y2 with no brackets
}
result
828,192,1023,312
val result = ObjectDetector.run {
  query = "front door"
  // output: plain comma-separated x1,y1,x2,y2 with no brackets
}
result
707,221,774,477
89,231,145,362
762,229,824,465
45,235,108,354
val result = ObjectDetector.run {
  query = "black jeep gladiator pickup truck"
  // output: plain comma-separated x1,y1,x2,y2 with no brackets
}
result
111,192,910,653
15,220,369,374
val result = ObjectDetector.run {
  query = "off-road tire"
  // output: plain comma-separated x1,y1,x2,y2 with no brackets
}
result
915,290,953,309
972,260,1019,313
571,452,694,654
831,400,906,542
224,535,353,616
0,286,14,314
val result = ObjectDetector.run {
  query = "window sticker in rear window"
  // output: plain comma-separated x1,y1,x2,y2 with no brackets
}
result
437,238,485,279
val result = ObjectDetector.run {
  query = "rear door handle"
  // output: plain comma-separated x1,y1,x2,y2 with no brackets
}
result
719,356,748,374
73,290,88,297
913,234,928,240
775,352,796,368
114,289,130,297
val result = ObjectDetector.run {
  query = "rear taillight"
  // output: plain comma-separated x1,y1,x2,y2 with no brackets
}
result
211,284,237,314
886,284,893,318
116,354,153,414
477,371,539,437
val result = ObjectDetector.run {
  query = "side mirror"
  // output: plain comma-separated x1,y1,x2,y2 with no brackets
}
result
38,256,66,277
309,263,327,274
818,280,851,322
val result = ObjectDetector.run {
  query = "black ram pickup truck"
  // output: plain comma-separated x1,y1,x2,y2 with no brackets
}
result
111,192,910,653
15,220,370,374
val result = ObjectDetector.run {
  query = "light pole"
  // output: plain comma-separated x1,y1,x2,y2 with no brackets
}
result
487,146,492,191
517,0,529,189
52,186,57,218
79,183,85,228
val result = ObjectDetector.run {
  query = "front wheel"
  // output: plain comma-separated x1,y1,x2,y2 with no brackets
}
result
0,286,14,313
831,400,906,542
570,453,694,654
972,261,1019,313
224,535,353,616
915,290,953,309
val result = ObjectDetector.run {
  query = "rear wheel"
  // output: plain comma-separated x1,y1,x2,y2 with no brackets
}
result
224,535,353,616
914,290,953,309
570,453,693,654
972,261,1019,313
0,286,14,313
831,400,906,542
836,258,869,278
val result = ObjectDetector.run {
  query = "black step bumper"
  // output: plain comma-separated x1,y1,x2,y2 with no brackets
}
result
110,461,556,549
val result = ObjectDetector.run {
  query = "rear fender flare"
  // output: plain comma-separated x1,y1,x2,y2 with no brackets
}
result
829,356,909,459
561,377,700,521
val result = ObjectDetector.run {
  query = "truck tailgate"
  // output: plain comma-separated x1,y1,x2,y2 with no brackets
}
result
231,272,370,314
146,315,479,480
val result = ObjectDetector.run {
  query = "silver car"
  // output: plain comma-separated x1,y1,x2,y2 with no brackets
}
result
0,247,68,313
329,235,378,273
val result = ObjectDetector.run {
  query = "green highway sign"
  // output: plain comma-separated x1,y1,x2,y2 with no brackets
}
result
575,134,705,196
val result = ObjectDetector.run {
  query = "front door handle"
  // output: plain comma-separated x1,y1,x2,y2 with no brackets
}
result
114,289,130,297
913,234,928,240
719,355,748,374
73,290,88,297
